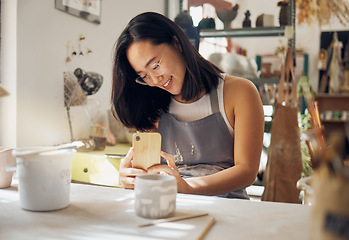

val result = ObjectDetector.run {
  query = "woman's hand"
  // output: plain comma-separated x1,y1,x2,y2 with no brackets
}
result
118,147,146,189
147,151,191,193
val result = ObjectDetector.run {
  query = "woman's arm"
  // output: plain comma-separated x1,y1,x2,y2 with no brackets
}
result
148,76,264,196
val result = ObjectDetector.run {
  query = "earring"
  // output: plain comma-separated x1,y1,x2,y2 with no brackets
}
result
176,42,183,52
179,44,183,52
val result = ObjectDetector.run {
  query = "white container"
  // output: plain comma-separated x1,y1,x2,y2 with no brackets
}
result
257,14,274,27
135,174,177,218
297,176,313,205
12,148,76,211
262,15,274,27
135,174,177,219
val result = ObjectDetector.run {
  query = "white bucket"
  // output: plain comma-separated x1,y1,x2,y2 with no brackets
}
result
12,148,76,211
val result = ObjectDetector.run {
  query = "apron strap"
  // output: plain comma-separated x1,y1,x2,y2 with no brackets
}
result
277,47,297,107
285,48,297,107
210,85,220,114
277,62,286,105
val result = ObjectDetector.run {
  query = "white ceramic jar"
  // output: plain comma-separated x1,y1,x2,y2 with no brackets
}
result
135,174,177,219
12,148,76,211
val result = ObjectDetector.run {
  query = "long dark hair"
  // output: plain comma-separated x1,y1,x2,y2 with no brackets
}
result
111,12,222,131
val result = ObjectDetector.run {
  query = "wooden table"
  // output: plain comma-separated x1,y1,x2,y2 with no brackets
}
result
0,183,310,240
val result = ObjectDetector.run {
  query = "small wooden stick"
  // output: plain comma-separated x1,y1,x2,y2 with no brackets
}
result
138,212,208,227
196,217,216,240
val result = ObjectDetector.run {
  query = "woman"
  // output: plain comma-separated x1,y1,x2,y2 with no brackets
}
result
111,12,264,199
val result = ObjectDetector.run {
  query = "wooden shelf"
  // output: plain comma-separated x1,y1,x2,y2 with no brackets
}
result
199,26,287,38
321,119,349,123
316,94,349,112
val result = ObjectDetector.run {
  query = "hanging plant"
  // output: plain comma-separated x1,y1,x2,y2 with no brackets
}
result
296,0,349,26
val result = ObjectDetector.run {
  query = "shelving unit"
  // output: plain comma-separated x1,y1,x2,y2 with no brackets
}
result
196,0,296,50
316,94,349,158
186,0,296,86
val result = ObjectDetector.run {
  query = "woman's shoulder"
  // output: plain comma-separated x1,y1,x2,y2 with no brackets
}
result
223,74,262,112
223,75,258,97
222,75,263,124
220,75,263,130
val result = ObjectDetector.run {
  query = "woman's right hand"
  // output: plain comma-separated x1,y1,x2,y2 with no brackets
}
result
118,147,147,189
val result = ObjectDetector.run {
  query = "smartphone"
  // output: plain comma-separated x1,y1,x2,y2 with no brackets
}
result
132,132,161,170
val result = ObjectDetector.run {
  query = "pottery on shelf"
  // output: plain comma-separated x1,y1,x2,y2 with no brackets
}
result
243,10,251,28
216,4,239,30
278,0,289,26
198,17,216,30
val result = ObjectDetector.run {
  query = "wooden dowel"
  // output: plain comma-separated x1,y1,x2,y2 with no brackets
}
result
138,212,208,227
196,217,216,240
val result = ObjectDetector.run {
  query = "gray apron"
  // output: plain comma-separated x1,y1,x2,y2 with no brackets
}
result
157,85,249,199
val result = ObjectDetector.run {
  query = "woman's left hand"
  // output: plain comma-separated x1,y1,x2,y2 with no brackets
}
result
147,151,191,193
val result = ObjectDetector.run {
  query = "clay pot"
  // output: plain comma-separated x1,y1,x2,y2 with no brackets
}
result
278,1,289,26
216,4,239,29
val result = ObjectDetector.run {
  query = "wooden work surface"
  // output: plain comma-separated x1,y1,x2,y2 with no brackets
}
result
0,183,311,240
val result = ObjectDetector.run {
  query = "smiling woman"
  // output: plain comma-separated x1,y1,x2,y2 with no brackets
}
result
112,12,221,131
111,12,264,200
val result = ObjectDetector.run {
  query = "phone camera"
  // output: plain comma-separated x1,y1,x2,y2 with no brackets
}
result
135,136,141,141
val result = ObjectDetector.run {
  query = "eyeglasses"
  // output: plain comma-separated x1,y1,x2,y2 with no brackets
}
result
135,43,167,85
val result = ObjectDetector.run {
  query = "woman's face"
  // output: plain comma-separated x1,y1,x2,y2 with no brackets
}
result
126,40,186,98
